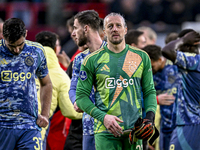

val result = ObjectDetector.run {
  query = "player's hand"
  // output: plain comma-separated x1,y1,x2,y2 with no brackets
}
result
74,102,84,113
57,51,71,68
103,114,123,137
37,114,49,128
134,118,154,141
183,31,200,45
158,93,175,105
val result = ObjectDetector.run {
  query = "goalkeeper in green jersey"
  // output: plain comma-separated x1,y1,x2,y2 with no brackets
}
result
76,12,157,150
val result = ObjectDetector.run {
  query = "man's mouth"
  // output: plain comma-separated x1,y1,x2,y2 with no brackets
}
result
112,34,119,37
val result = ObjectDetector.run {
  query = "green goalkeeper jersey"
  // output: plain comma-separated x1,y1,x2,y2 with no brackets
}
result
76,44,157,134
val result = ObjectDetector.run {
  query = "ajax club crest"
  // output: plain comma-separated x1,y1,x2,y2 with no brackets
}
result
25,56,34,66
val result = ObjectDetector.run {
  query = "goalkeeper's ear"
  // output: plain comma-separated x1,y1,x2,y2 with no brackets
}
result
145,111,155,123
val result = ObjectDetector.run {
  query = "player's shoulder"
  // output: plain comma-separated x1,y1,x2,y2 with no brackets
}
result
128,45,146,54
0,39,3,47
82,47,106,65
75,49,90,59
166,59,173,65
81,49,90,55
73,49,90,65
128,45,149,58
0,40,3,54
0,39,6,50
89,46,106,58
182,52,197,57
177,51,200,60
25,40,44,52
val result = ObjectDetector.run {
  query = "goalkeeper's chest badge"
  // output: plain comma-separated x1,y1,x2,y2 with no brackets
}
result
79,71,87,81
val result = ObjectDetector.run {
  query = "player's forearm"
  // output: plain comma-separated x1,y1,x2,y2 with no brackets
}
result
76,96,106,123
144,92,157,114
69,80,77,104
59,93,82,119
61,107,83,120
162,39,179,62
40,82,52,118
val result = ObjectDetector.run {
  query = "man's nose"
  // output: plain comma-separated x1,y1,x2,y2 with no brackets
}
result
71,30,76,37
14,47,20,53
112,25,118,31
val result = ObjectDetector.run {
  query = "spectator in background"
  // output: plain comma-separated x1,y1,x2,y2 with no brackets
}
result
108,0,141,28
7,2,32,28
0,18,52,150
35,31,82,150
137,26,157,45
70,10,106,150
191,1,200,21
162,0,193,25
125,29,147,49
0,18,4,40
138,0,164,24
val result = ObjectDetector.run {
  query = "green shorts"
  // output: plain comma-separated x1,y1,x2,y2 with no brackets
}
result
95,132,142,150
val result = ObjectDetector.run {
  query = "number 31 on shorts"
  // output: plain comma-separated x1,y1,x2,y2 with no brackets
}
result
170,144,175,150
33,137,43,150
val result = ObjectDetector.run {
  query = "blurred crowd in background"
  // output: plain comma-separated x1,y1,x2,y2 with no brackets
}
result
1,0,200,50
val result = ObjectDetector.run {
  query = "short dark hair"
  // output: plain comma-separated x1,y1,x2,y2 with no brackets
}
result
35,31,57,49
99,18,104,32
142,45,162,61
3,18,26,43
74,10,100,31
125,29,144,45
66,16,74,29
178,29,194,38
165,32,178,44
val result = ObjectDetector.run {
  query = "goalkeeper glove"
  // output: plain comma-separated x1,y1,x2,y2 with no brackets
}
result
134,118,154,140
129,111,159,145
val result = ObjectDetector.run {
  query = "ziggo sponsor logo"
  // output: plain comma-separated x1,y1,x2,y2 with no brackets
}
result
1,70,32,81
105,77,134,88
